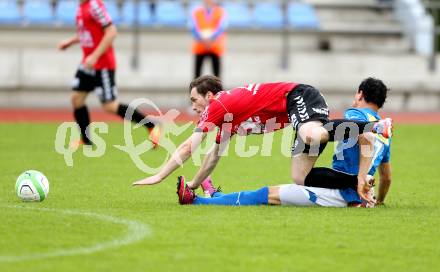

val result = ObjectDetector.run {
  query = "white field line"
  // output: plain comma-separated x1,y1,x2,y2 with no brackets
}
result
0,205,151,262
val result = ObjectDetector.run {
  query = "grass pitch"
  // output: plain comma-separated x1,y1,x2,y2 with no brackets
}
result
0,122,439,272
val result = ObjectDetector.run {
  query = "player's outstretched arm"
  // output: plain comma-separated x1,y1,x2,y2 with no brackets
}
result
377,162,392,205
133,132,206,186
84,24,117,69
357,132,376,205
188,143,221,189
57,35,79,51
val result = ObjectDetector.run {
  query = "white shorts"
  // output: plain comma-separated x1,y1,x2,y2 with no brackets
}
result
278,184,348,207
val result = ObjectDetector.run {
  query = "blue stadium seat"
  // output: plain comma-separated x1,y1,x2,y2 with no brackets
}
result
222,1,251,28
122,0,154,26
287,2,319,29
105,0,121,25
55,0,76,25
155,1,186,27
188,1,203,15
23,0,54,25
253,2,283,28
0,0,21,24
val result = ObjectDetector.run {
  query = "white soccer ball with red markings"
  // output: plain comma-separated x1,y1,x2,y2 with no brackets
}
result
15,170,49,202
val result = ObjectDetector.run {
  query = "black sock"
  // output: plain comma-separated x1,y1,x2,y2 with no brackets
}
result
325,119,375,142
304,167,358,190
73,106,92,144
117,103,155,129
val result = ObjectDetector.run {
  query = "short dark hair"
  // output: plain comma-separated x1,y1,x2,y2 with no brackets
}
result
358,77,389,108
189,75,223,96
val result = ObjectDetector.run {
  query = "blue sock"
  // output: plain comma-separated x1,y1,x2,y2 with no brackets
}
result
193,187,269,206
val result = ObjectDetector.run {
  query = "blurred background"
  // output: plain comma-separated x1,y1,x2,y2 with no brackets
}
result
0,0,439,112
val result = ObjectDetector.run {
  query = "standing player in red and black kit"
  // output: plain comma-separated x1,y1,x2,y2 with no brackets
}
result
133,76,392,203
58,0,160,147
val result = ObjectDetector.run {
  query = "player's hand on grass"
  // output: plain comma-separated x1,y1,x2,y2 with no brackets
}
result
132,174,163,186
376,201,385,207
357,177,376,206
84,54,98,70
375,198,386,207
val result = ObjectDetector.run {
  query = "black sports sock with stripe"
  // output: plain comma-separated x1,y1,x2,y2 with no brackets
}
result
325,119,376,142
117,103,155,129
73,106,92,145
304,167,358,190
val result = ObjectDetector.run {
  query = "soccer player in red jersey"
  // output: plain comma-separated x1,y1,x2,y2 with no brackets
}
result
134,76,392,203
58,0,160,147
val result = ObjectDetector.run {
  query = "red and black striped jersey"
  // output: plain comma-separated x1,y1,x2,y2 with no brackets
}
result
76,0,115,70
197,82,298,143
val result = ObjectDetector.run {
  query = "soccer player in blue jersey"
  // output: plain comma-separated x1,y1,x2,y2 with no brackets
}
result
304,77,392,205
331,78,391,205
177,77,392,207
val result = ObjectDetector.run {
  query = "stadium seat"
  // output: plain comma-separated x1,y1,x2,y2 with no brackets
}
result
155,1,186,27
287,2,319,29
222,1,251,28
188,1,203,14
0,0,22,24
105,0,121,25
55,0,77,25
23,0,54,25
122,1,154,26
253,2,284,29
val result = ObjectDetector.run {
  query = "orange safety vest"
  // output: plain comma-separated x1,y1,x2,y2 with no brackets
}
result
192,6,226,56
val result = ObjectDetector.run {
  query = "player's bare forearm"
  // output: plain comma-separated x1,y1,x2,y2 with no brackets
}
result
90,24,117,60
132,132,205,186
189,144,221,189
132,140,192,186
159,139,194,179
357,132,375,203
69,35,80,45
377,178,391,204
377,163,392,204
358,133,374,180
58,35,79,50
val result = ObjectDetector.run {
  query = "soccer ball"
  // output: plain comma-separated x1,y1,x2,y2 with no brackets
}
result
15,170,49,202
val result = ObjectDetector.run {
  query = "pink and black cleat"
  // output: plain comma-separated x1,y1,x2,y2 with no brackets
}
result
373,118,393,139
200,176,221,197
176,176,196,205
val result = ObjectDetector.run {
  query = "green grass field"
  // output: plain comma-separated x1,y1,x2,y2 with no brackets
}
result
1,122,439,272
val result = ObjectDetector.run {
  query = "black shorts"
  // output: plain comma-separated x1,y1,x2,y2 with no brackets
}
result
71,65,118,103
287,84,330,156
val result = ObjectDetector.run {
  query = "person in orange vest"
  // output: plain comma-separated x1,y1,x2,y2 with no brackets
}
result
189,0,227,79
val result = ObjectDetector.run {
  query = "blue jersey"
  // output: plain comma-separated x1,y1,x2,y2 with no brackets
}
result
332,108,391,204
332,108,391,176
